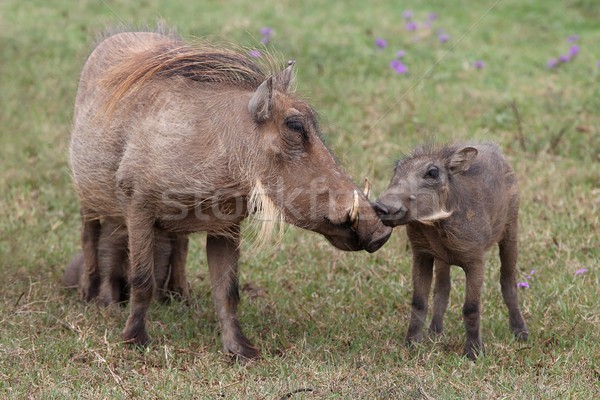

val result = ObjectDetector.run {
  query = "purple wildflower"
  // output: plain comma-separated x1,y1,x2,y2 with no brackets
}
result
403,10,413,19
390,59,408,74
575,268,588,275
405,21,418,32
259,27,273,44
375,38,388,49
569,45,580,57
438,33,449,43
567,35,580,43
529,269,536,276
428,12,438,21
473,60,485,69
559,54,570,63
248,49,262,58
547,58,559,69
597,60,600,68
259,27,273,37
517,282,530,289
396,50,406,58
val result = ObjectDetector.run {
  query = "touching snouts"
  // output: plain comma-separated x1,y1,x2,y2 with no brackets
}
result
348,179,392,252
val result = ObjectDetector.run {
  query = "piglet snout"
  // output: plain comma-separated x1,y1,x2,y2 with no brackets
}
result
372,200,389,215
373,199,407,226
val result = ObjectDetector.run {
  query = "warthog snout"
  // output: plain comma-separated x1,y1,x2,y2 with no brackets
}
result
356,179,393,252
372,198,408,227
349,181,393,252
363,226,392,253
320,187,392,253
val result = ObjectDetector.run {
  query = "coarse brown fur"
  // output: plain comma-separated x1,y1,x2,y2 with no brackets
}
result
68,29,391,359
98,35,267,118
374,142,528,360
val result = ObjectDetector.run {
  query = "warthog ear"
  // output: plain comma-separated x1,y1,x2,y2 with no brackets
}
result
248,76,273,122
448,146,478,174
275,60,295,93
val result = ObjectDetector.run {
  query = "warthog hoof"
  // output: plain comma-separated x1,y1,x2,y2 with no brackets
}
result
229,345,261,362
464,341,484,361
223,334,260,361
157,284,190,305
122,320,150,347
429,321,444,336
79,273,101,302
513,329,529,341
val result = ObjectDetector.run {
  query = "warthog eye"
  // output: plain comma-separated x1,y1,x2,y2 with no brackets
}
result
425,166,439,179
285,118,306,136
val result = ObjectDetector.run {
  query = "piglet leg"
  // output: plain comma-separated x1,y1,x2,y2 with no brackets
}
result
406,253,434,344
463,264,484,360
429,259,451,335
499,221,528,340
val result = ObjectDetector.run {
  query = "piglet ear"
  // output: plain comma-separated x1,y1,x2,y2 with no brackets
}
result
448,146,478,174
275,60,295,93
248,76,273,122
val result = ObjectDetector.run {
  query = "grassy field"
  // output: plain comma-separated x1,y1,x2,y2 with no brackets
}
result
1,0,599,398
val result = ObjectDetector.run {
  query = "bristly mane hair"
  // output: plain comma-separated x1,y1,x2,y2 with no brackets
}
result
98,31,272,115
410,143,458,160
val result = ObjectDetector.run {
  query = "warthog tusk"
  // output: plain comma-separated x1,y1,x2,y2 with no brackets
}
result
363,177,371,199
417,209,453,225
350,190,360,230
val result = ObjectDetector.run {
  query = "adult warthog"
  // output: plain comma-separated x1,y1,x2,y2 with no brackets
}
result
69,30,391,358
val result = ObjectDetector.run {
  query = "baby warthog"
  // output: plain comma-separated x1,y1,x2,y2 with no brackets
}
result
63,220,189,305
69,30,391,359
374,143,528,359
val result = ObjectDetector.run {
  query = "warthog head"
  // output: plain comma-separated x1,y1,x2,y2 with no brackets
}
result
374,146,478,226
247,62,391,252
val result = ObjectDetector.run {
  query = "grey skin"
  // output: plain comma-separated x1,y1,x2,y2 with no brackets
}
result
374,143,528,360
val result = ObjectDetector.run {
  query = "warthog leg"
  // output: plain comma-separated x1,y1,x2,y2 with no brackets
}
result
406,253,434,344
80,208,101,302
122,212,156,346
499,221,528,341
207,227,260,360
429,259,451,335
98,229,129,307
463,263,484,360
163,234,190,302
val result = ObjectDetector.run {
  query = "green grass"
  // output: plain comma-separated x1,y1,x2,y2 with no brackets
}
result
1,0,599,398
